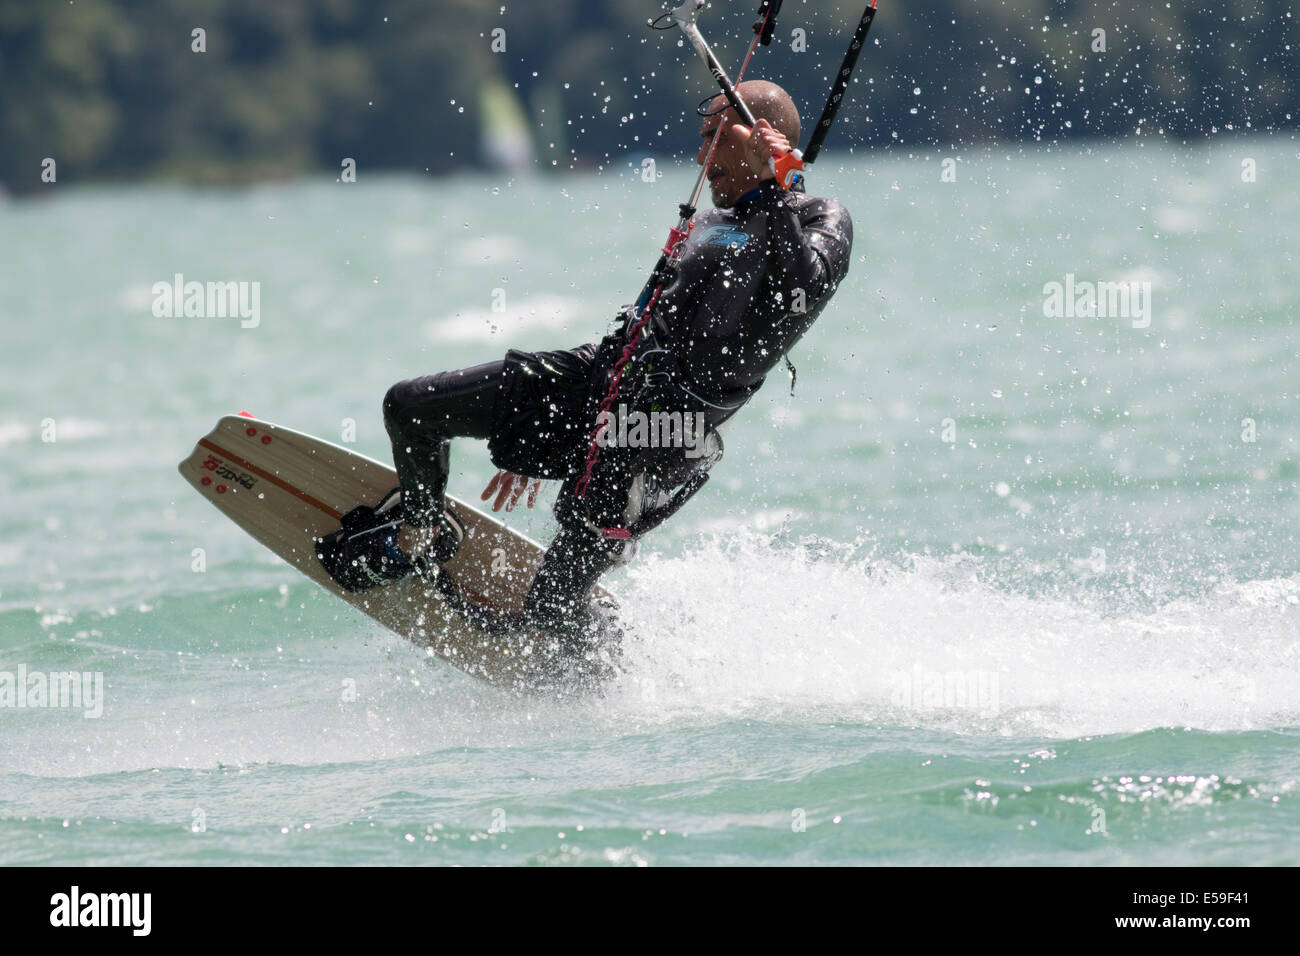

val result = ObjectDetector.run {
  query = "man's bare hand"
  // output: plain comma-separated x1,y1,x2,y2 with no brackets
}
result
740,118,791,179
480,470,541,512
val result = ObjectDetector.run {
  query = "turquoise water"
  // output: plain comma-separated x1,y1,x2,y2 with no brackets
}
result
2,137,1298,865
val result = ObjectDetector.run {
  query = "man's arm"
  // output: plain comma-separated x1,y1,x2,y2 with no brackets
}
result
739,117,854,305
758,190,854,306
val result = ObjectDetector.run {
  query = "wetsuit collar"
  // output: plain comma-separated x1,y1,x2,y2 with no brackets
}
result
734,178,801,211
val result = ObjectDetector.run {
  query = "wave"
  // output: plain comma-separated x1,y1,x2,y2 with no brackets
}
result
4,529,1297,778
604,530,1300,738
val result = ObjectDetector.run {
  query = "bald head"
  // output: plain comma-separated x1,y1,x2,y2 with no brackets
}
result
710,80,801,147
737,80,801,144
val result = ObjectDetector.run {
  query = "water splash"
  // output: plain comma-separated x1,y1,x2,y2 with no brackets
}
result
604,530,1300,738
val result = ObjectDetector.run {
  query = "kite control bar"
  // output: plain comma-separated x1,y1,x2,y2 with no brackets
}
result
657,0,764,129
802,1,878,167
660,0,879,188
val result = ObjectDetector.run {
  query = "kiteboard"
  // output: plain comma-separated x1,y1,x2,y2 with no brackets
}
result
177,413,619,692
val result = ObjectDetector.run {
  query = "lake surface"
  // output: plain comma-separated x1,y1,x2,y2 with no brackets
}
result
1,136,1297,864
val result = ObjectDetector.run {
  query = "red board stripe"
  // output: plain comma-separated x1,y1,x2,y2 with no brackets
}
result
197,436,343,520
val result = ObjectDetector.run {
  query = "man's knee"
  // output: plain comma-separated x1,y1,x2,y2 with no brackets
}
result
385,363,505,443
382,380,410,435
383,377,435,438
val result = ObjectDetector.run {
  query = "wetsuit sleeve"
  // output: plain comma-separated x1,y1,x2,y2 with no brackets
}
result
755,189,854,305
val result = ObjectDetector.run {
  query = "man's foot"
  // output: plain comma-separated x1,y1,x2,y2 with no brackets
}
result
395,516,463,567
316,488,464,592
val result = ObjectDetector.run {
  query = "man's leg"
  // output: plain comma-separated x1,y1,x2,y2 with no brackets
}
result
386,348,626,663
516,456,641,660
316,363,502,591
522,523,625,636
383,361,505,530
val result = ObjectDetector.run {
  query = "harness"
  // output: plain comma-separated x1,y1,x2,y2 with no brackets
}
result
565,309,753,542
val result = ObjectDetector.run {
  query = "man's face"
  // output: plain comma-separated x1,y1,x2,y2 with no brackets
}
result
697,106,761,208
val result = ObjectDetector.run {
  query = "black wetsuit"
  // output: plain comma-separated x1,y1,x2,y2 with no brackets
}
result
383,178,853,649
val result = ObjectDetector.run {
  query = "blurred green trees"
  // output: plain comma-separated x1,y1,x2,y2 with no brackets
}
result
1,0,1295,190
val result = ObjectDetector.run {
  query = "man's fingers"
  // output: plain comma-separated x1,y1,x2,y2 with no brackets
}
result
757,130,788,154
493,474,516,511
737,121,789,174
504,474,529,512
481,470,543,513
